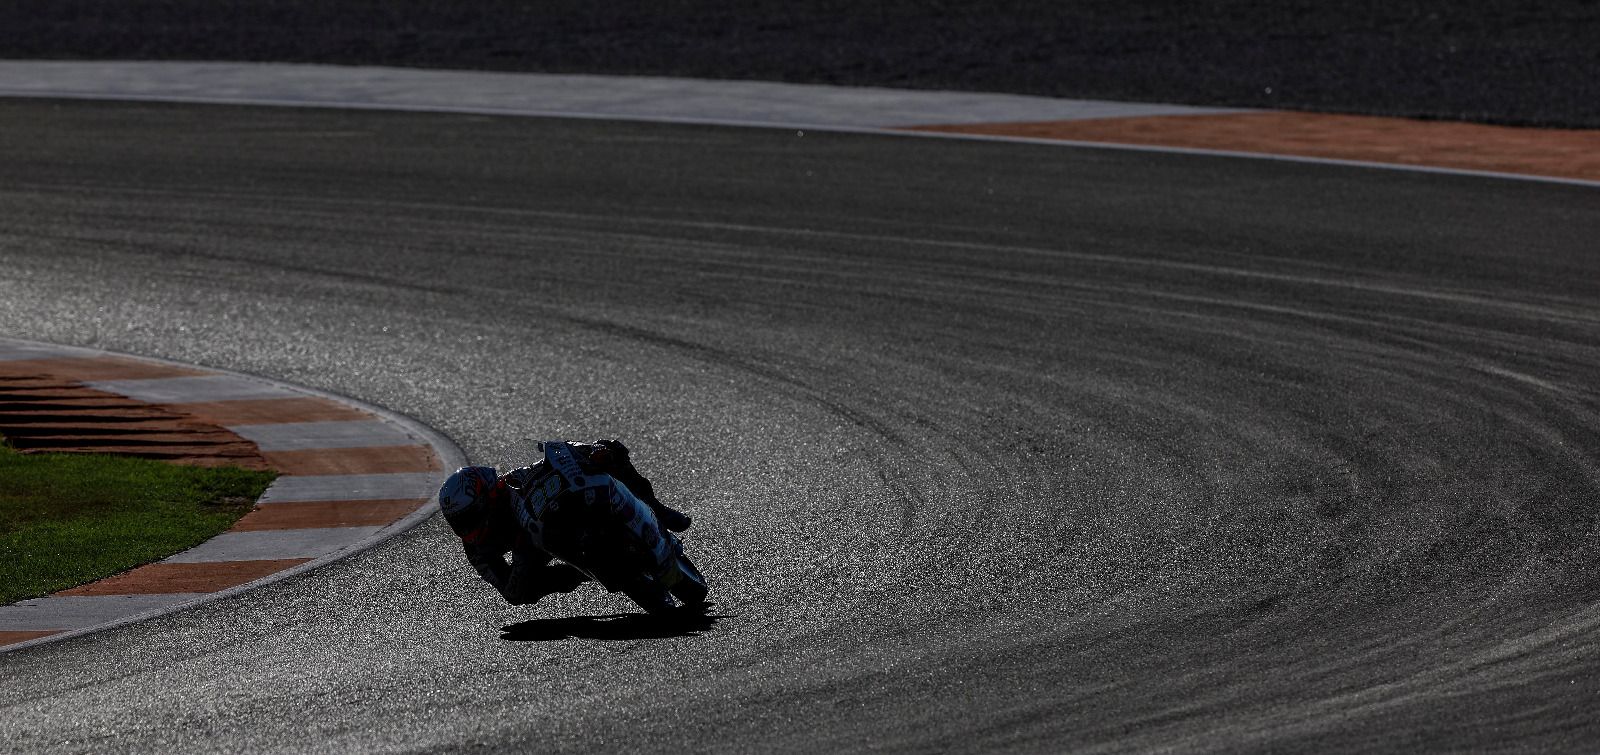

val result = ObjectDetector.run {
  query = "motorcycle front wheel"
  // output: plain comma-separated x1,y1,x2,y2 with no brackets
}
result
667,554,709,607
624,581,677,615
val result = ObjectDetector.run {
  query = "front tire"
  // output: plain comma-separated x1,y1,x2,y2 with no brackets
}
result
668,555,709,606
624,582,677,615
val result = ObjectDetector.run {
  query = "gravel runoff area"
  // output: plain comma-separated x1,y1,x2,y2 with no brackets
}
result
1,1,1596,128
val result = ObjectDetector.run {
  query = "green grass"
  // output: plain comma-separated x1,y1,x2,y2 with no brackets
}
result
0,440,276,605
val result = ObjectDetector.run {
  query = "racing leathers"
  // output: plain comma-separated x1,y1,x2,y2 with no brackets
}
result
456,439,687,605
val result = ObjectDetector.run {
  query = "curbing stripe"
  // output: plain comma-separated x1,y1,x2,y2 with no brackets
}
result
260,446,442,475
161,398,375,425
87,375,304,403
0,336,464,653
233,499,429,531
57,559,313,595
256,473,444,503
160,527,387,563
0,630,62,644
3,357,204,381
0,594,211,631
0,344,74,361
906,112,1600,185
229,420,421,451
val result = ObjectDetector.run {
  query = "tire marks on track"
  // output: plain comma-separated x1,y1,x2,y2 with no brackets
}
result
1,100,1599,751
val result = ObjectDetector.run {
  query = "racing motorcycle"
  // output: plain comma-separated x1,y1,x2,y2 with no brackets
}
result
505,440,708,614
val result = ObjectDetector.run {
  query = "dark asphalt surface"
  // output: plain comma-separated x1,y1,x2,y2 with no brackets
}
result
2,99,1599,752
3,1,1598,126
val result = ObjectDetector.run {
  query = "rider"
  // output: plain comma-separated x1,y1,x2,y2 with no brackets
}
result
436,438,691,605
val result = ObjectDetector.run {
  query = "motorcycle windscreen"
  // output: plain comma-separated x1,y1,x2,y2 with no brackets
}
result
488,437,544,477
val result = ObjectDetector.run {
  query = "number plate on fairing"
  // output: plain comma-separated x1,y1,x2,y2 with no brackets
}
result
510,468,566,535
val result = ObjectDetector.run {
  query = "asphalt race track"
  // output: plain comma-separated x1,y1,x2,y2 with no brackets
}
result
2,99,1599,752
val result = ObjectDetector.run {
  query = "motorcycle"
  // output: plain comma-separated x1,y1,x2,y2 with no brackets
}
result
504,440,708,614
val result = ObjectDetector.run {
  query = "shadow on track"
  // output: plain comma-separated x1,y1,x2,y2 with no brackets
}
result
501,605,723,642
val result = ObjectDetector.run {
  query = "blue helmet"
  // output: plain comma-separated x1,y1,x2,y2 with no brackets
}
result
438,466,499,537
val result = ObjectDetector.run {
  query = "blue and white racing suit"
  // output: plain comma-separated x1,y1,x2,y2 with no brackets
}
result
457,439,680,605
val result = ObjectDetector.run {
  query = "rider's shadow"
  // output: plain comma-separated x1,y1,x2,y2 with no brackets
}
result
501,605,723,642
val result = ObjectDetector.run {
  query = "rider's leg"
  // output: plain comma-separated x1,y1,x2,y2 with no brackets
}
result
606,478,679,567
597,440,691,531
503,547,589,604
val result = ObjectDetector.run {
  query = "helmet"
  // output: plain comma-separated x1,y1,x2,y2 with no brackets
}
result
438,465,500,538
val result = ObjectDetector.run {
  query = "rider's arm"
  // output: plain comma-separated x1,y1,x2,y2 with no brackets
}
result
463,538,555,605
503,542,587,604
468,533,586,605
462,540,513,594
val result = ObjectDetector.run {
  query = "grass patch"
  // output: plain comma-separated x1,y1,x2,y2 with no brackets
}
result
0,440,275,605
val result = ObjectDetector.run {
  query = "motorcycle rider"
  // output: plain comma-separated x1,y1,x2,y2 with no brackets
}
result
436,438,691,605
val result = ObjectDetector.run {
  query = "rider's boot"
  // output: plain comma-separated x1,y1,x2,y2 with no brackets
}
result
651,503,692,532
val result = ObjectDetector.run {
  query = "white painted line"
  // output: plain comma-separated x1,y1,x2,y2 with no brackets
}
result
0,344,75,361
86,375,302,403
0,61,1242,128
258,472,445,503
162,527,385,562
0,594,209,631
228,420,419,451
0,339,102,361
